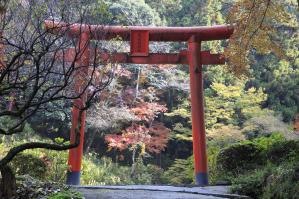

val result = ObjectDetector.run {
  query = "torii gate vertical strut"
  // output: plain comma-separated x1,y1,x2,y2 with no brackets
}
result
45,21,233,186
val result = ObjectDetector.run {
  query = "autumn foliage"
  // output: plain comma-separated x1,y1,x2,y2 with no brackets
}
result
104,67,170,156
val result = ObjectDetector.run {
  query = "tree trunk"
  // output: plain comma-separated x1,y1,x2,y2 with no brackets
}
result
0,165,16,199
130,147,137,177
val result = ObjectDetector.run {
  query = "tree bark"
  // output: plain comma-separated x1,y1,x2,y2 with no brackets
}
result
130,147,137,177
0,165,16,199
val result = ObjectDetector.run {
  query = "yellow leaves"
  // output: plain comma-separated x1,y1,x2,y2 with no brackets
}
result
225,0,295,77
205,82,267,128
175,134,193,142
165,108,190,119
273,59,291,77
211,83,242,99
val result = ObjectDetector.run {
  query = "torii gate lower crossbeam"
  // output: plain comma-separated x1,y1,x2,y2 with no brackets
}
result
45,20,233,186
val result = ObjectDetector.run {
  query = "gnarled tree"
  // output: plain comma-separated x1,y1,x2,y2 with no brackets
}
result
0,1,114,198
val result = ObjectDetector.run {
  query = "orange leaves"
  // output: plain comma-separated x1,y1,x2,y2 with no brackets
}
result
103,68,170,155
147,122,170,154
105,122,170,154
130,102,167,122
105,98,169,154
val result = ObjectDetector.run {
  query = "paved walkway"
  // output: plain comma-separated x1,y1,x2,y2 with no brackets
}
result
76,185,249,199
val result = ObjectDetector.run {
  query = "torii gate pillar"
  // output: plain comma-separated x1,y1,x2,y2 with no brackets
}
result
188,37,208,185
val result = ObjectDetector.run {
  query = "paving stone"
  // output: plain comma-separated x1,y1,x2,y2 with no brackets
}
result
75,185,249,199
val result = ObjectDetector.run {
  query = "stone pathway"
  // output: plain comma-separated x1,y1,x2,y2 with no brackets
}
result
76,185,249,199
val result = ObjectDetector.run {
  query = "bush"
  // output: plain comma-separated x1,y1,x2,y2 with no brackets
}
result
10,153,47,180
21,149,69,183
216,142,263,178
216,133,292,180
262,163,299,199
231,163,299,199
162,158,194,185
81,155,134,185
231,165,271,198
81,154,155,185
146,164,164,184
229,136,299,198
265,140,299,164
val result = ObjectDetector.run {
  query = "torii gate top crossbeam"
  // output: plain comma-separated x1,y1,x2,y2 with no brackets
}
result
44,20,234,42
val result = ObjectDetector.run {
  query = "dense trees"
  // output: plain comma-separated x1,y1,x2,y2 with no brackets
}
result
0,0,298,198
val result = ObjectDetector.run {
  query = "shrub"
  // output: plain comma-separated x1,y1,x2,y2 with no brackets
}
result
21,149,69,183
231,163,299,199
207,144,221,184
81,155,134,185
10,153,47,180
162,158,194,185
231,165,271,198
262,163,299,199
251,133,286,150
216,142,263,178
146,164,164,184
229,136,299,198
265,140,299,164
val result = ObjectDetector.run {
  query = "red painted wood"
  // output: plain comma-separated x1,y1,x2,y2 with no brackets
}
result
57,48,225,65
68,32,90,172
44,20,233,41
130,30,149,56
68,99,80,171
188,39,208,176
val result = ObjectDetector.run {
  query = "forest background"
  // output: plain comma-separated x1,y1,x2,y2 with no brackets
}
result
0,0,298,198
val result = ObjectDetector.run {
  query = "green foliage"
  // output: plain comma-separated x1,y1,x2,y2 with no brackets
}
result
10,154,47,180
162,158,194,185
265,139,299,164
81,154,154,185
47,190,83,199
250,133,286,150
166,82,268,136
107,0,162,26
216,133,290,180
145,164,164,184
206,144,221,184
231,165,272,198
21,149,69,183
207,125,245,146
231,134,299,199
205,82,267,128
171,123,192,141
0,117,34,142
217,142,263,178
261,163,299,199
231,163,299,199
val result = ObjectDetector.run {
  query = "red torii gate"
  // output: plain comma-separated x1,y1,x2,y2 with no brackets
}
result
44,20,234,186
